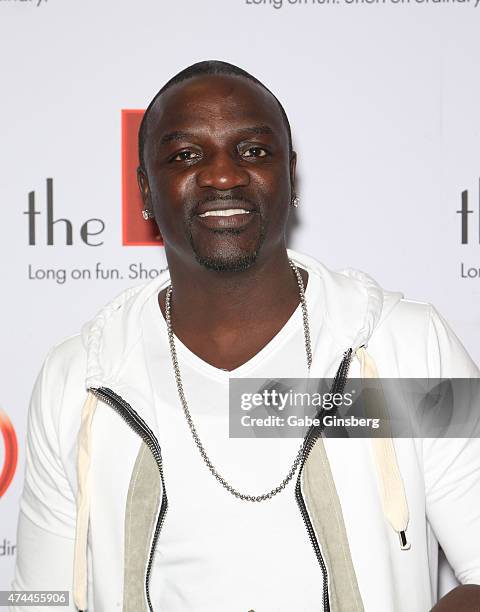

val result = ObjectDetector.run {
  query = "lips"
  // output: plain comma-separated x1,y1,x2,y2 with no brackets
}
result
195,198,256,216
198,208,252,218
193,199,257,230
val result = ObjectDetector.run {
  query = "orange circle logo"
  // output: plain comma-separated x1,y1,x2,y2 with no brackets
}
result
0,409,18,498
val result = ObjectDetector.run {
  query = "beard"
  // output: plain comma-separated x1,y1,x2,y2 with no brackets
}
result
188,223,267,272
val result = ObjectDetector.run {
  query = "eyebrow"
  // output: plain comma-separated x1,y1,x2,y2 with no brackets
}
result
159,124,275,146
237,125,274,136
160,131,195,145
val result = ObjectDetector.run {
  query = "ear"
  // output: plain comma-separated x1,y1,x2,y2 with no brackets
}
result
289,151,297,199
137,166,163,242
137,166,153,214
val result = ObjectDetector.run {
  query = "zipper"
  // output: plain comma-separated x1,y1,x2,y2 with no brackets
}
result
295,348,353,612
89,348,352,612
90,386,168,612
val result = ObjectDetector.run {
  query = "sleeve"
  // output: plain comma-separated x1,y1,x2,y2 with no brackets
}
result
10,351,79,612
423,305,480,585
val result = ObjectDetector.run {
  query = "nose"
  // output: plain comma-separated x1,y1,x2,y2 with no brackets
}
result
196,151,250,190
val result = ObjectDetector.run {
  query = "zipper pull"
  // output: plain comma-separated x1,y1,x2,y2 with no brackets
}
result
398,530,411,551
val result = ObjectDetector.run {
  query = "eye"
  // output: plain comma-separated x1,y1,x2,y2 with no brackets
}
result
242,146,269,159
170,150,201,162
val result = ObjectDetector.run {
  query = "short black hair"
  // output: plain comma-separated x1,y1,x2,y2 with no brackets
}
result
138,59,293,170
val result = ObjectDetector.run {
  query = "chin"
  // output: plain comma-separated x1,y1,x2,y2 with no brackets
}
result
189,226,266,272
193,243,260,272
195,252,258,272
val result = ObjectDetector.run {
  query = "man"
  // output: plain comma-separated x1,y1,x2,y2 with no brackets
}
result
12,60,480,611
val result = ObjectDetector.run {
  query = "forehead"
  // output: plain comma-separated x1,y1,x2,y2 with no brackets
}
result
145,74,288,143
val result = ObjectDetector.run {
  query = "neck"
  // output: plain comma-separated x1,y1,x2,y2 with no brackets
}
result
168,249,299,314
157,244,309,371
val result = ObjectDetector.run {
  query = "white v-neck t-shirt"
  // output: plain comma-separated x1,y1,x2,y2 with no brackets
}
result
141,268,325,612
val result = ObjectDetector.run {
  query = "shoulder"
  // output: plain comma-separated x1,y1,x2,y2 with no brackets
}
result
379,297,432,334
374,298,479,378
44,333,87,378
41,277,167,387
30,334,88,439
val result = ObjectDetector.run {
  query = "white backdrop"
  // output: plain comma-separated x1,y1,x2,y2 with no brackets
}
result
1,0,479,597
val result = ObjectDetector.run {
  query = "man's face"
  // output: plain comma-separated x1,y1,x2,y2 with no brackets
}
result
138,74,296,272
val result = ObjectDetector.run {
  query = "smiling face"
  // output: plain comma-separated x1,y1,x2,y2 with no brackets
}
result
138,74,296,272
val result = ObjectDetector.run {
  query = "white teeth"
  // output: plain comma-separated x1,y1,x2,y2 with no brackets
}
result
198,208,251,218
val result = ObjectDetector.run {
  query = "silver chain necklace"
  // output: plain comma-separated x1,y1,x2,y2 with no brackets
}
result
165,259,312,502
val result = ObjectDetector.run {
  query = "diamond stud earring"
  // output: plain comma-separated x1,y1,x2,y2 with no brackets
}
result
292,196,300,208
142,209,154,220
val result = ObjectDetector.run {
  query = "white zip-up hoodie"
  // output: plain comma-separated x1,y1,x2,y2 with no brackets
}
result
11,250,480,612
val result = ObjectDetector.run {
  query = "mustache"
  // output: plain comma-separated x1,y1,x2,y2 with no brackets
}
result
188,193,258,217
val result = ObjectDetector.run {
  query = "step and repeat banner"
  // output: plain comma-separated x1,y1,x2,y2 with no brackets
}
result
1,0,479,595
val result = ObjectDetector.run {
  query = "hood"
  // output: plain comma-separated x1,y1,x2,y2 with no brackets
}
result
288,250,403,353
81,248,403,390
